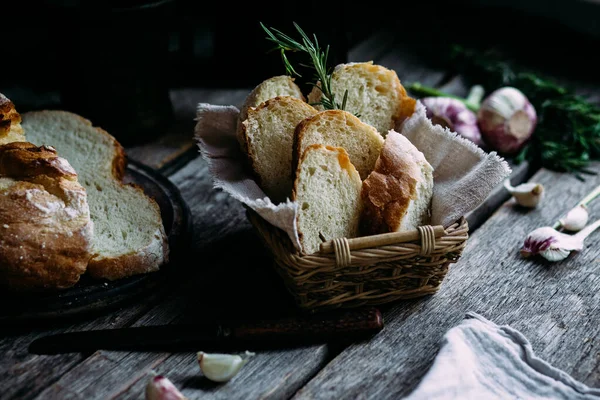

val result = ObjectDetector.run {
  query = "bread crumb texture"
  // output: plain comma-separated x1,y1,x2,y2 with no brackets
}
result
293,144,363,254
307,61,416,136
22,111,169,281
244,96,317,203
294,109,384,180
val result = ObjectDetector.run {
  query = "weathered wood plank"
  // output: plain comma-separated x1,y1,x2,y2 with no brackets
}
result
31,153,331,400
0,299,165,400
293,164,600,399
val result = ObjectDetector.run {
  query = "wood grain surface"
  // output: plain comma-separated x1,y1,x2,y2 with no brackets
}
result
292,164,600,399
2,28,598,400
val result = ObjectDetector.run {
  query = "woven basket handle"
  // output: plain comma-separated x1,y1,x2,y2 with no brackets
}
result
319,225,447,254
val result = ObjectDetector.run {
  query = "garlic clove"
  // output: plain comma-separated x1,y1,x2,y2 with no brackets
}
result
197,351,255,383
504,179,544,208
145,375,187,400
539,247,572,262
559,204,589,232
521,218,600,262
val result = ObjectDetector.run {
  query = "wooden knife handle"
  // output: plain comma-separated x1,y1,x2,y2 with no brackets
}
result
232,307,384,341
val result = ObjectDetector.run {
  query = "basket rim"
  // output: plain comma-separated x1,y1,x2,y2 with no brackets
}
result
246,208,469,262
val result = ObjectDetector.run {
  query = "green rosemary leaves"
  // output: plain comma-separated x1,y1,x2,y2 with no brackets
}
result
260,22,348,111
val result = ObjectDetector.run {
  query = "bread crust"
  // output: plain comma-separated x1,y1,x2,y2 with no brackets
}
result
0,93,25,144
0,142,93,290
21,110,168,281
236,76,306,155
360,133,421,235
86,180,168,281
242,96,317,202
307,62,416,132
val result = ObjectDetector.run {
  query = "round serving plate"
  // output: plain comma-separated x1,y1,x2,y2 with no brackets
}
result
0,159,192,324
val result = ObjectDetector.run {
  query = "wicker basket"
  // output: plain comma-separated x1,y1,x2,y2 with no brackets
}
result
246,209,469,311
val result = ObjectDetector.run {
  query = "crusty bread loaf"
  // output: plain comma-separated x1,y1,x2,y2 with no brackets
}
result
236,76,305,153
0,93,25,145
293,110,384,180
22,111,169,281
307,61,416,135
241,96,317,203
293,144,363,254
360,130,433,235
0,142,93,290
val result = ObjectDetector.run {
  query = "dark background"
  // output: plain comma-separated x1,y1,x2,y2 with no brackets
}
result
2,0,599,143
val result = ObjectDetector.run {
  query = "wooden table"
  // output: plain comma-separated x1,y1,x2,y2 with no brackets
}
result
2,31,600,400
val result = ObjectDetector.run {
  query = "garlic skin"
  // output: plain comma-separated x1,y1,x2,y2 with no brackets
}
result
559,204,589,232
478,87,537,155
520,218,600,262
197,351,255,383
145,375,187,400
421,97,483,146
504,179,544,208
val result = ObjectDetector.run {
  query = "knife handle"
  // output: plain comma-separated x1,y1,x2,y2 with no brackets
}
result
232,307,383,342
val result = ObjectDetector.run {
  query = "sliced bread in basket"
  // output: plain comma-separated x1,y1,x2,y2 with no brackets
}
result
236,75,305,153
307,61,416,136
22,111,169,281
360,130,434,235
241,96,317,203
293,109,384,180
293,144,363,254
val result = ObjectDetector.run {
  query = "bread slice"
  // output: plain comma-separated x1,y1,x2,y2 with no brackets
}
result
0,93,25,145
360,130,433,235
307,61,416,136
236,76,305,153
293,110,384,180
0,142,93,290
293,144,363,254
22,111,169,281
241,96,317,203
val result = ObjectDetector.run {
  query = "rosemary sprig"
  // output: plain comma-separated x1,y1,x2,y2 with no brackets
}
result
260,22,347,111
448,45,600,178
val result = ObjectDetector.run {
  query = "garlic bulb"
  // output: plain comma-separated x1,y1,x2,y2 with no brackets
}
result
422,96,483,146
559,204,589,232
145,375,187,400
197,351,255,383
504,179,544,208
520,218,600,262
478,87,537,155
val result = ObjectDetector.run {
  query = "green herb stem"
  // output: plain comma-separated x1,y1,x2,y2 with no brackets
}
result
407,82,481,112
260,22,346,111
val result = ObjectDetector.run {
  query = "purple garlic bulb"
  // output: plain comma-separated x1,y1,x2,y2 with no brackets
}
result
421,97,483,146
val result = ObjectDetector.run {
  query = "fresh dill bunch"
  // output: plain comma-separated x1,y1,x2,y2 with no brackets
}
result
449,45,600,178
260,22,348,111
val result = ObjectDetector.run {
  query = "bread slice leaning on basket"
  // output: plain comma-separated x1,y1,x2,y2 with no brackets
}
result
241,96,317,203
360,129,434,235
307,61,416,136
22,111,169,281
293,144,363,254
293,109,384,180
236,75,305,154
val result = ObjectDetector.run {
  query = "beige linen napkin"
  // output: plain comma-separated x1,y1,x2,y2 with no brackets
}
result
404,312,600,400
194,100,511,252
